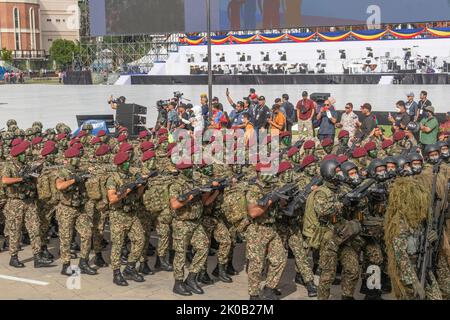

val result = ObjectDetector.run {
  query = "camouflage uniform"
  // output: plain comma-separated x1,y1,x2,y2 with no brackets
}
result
304,184,361,300
2,160,42,256
56,167,93,264
169,174,209,281
245,182,287,296
106,170,145,271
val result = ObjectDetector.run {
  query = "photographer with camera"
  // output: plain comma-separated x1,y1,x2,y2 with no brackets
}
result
166,102,178,132
108,95,126,110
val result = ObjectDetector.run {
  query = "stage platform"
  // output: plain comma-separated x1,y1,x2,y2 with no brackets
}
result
129,73,449,85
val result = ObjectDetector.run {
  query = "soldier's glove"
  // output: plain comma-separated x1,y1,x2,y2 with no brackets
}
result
426,229,438,243
338,220,362,243
411,280,426,300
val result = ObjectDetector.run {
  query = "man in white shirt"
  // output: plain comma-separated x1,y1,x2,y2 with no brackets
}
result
337,102,359,140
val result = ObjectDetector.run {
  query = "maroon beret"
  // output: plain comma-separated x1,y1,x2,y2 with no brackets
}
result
69,138,80,147
337,155,349,164
41,141,56,157
287,147,300,158
56,133,67,141
114,152,130,165
364,141,377,152
158,136,168,144
77,131,87,138
141,141,155,152
321,138,334,147
139,130,149,139
278,161,293,174
72,143,83,150
300,155,317,169
91,137,101,145
176,162,193,170
142,150,156,162
157,128,168,136
95,144,111,157
381,139,394,150
12,138,23,147
338,130,350,139
255,162,272,172
323,154,338,162
118,127,128,133
117,134,128,143
31,136,43,146
352,147,368,158
393,130,406,142
64,147,81,159
11,141,30,157
279,131,292,138
96,130,107,137
304,140,316,150
119,142,133,153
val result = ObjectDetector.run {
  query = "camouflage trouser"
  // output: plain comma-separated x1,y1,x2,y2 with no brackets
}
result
246,223,287,296
89,200,109,254
109,210,145,270
436,247,450,300
139,211,153,263
401,273,443,300
156,210,173,258
37,201,56,246
56,204,93,264
318,234,360,300
4,198,41,256
278,222,314,283
297,120,314,139
202,215,232,265
172,219,209,281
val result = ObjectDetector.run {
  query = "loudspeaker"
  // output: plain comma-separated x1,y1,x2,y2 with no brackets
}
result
115,103,147,136
116,103,147,116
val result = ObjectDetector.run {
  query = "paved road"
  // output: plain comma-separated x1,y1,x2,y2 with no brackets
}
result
0,230,395,300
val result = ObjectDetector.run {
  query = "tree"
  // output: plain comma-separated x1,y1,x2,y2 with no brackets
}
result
49,39,80,69
0,48,13,63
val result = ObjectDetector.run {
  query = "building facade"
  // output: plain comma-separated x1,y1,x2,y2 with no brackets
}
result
0,0,79,58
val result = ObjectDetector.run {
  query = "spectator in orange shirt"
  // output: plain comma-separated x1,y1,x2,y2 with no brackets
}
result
268,104,286,135
440,112,450,132
243,113,256,146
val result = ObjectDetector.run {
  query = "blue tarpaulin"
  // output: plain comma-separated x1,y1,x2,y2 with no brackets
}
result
72,120,110,138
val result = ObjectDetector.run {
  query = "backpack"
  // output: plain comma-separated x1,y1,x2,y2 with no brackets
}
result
85,176,102,200
37,170,59,205
143,176,171,214
221,185,248,225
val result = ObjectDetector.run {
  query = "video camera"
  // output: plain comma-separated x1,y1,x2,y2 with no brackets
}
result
156,100,170,109
173,91,184,99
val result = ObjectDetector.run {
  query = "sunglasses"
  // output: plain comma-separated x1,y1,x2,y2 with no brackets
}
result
323,104,330,106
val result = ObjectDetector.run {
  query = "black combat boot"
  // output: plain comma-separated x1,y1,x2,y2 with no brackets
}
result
34,253,53,268
272,288,282,296
113,269,128,286
120,245,129,265
212,264,232,283
197,269,214,285
61,263,73,276
122,262,145,282
138,260,154,275
364,289,383,300
173,280,192,296
226,260,238,276
79,258,97,275
94,252,108,268
9,255,25,268
41,245,54,260
184,272,204,294
342,296,355,300
295,272,305,285
381,272,392,293
21,233,31,246
306,281,318,297
155,256,173,272
260,287,279,300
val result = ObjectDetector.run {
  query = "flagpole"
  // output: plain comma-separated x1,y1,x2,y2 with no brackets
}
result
206,0,213,117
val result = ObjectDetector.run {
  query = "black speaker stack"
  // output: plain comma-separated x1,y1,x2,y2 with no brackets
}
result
116,103,148,136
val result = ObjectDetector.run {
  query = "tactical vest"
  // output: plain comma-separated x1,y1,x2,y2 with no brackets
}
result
222,183,248,225
57,168,85,208
171,175,203,221
143,175,172,215
4,161,37,200
37,169,59,205
108,172,141,213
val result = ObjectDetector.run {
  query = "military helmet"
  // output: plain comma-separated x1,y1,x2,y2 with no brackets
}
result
9,125,18,133
384,156,397,165
437,140,449,149
340,161,361,186
45,128,56,135
33,126,42,134
320,159,341,182
32,121,43,129
15,128,25,138
341,161,357,176
367,159,386,179
424,144,439,155
395,155,411,172
55,123,65,133
82,123,94,131
2,132,13,141
408,152,423,163
6,119,17,127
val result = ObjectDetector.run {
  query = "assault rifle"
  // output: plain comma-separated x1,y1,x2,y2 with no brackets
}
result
215,173,246,190
257,183,298,208
281,176,323,217
118,171,158,195
341,178,376,206
279,139,305,157
19,161,45,180
416,161,445,298
69,171,92,184
177,177,228,202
